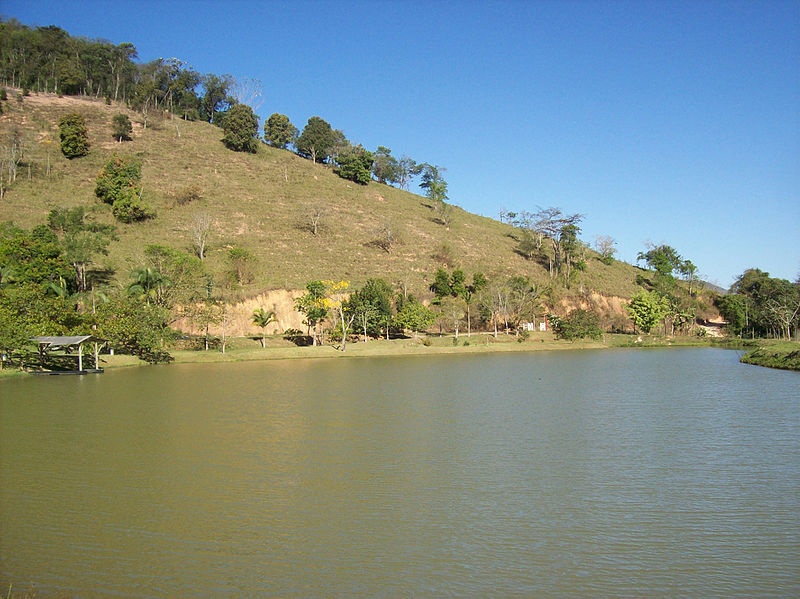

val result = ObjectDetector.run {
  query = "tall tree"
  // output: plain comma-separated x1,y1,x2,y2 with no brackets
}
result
372,146,399,185
200,73,235,124
47,207,117,293
419,163,448,203
296,116,335,163
344,278,394,341
264,112,298,149
397,155,421,190
295,280,328,346
221,103,259,152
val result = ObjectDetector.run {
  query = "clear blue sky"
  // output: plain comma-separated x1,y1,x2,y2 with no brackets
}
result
4,0,799,288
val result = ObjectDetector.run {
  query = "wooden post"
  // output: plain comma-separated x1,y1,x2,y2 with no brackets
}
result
78,343,83,372
94,342,99,369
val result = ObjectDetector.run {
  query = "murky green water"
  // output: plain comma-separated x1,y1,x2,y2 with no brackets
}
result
1,348,799,596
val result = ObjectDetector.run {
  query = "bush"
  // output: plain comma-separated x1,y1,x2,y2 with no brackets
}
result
174,184,203,206
59,113,90,158
112,113,133,141
95,154,153,222
554,309,603,341
112,194,155,223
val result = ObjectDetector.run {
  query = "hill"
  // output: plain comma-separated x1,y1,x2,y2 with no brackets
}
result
1,89,718,338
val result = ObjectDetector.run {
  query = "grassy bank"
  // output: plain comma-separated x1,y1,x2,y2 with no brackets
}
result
739,340,800,371
0,332,714,376
7,333,771,378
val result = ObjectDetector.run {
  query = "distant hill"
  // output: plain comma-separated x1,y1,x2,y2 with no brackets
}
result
2,90,664,315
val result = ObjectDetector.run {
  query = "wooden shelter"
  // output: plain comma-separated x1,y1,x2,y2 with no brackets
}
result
30,335,106,374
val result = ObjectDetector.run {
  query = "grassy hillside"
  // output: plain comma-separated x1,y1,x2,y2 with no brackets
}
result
2,90,644,305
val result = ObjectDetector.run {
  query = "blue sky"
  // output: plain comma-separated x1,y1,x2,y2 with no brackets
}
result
4,0,799,287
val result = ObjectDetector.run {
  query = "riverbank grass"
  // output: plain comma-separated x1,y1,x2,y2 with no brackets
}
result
740,340,800,371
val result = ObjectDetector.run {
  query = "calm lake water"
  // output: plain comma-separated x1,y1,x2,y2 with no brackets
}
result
1,348,799,597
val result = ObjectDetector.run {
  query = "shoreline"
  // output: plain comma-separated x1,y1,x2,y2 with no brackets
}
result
3,334,797,376
61,333,718,370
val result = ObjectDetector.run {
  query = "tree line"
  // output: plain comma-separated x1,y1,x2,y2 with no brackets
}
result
0,214,612,368
0,19,447,199
716,269,800,340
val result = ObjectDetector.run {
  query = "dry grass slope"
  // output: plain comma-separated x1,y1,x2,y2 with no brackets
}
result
1,90,642,303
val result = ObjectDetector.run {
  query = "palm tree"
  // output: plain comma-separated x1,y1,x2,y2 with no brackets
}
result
251,307,276,348
127,267,164,306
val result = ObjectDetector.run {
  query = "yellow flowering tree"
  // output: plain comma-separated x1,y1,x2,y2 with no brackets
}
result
322,280,356,351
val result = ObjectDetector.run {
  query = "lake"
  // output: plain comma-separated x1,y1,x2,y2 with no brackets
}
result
1,348,799,596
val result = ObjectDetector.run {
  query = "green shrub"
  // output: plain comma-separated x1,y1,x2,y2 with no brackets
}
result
555,309,603,341
112,194,155,223
112,113,133,141
59,112,90,158
95,154,153,222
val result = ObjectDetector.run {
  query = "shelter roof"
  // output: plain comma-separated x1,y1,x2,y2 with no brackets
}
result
31,336,105,349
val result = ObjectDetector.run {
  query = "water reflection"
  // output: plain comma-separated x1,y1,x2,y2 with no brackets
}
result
1,349,799,596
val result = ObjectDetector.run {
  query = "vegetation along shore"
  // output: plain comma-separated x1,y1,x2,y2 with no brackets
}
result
0,19,798,375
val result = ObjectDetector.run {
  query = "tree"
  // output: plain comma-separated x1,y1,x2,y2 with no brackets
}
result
345,278,394,341
716,293,750,337
201,73,235,123
397,155,421,190
141,244,204,311
227,247,255,285
94,295,173,363
252,307,276,348
303,205,327,236
231,77,263,111
438,295,467,340
372,146,399,185
296,116,335,163
505,276,542,333
394,298,435,338
221,103,259,152
555,309,603,341
111,113,132,142
594,235,617,265
419,164,448,203
264,113,298,148
295,280,328,346
336,144,374,184
0,224,74,290
463,272,487,337
58,113,89,158
637,243,684,289
47,207,117,292
626,289,671,334
533,207,584,278
190,211,212,260
94,154,153,222
321,280,356,351
127,266,164,307
679,259,699,296
373,219,400,254
430,267,452,300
